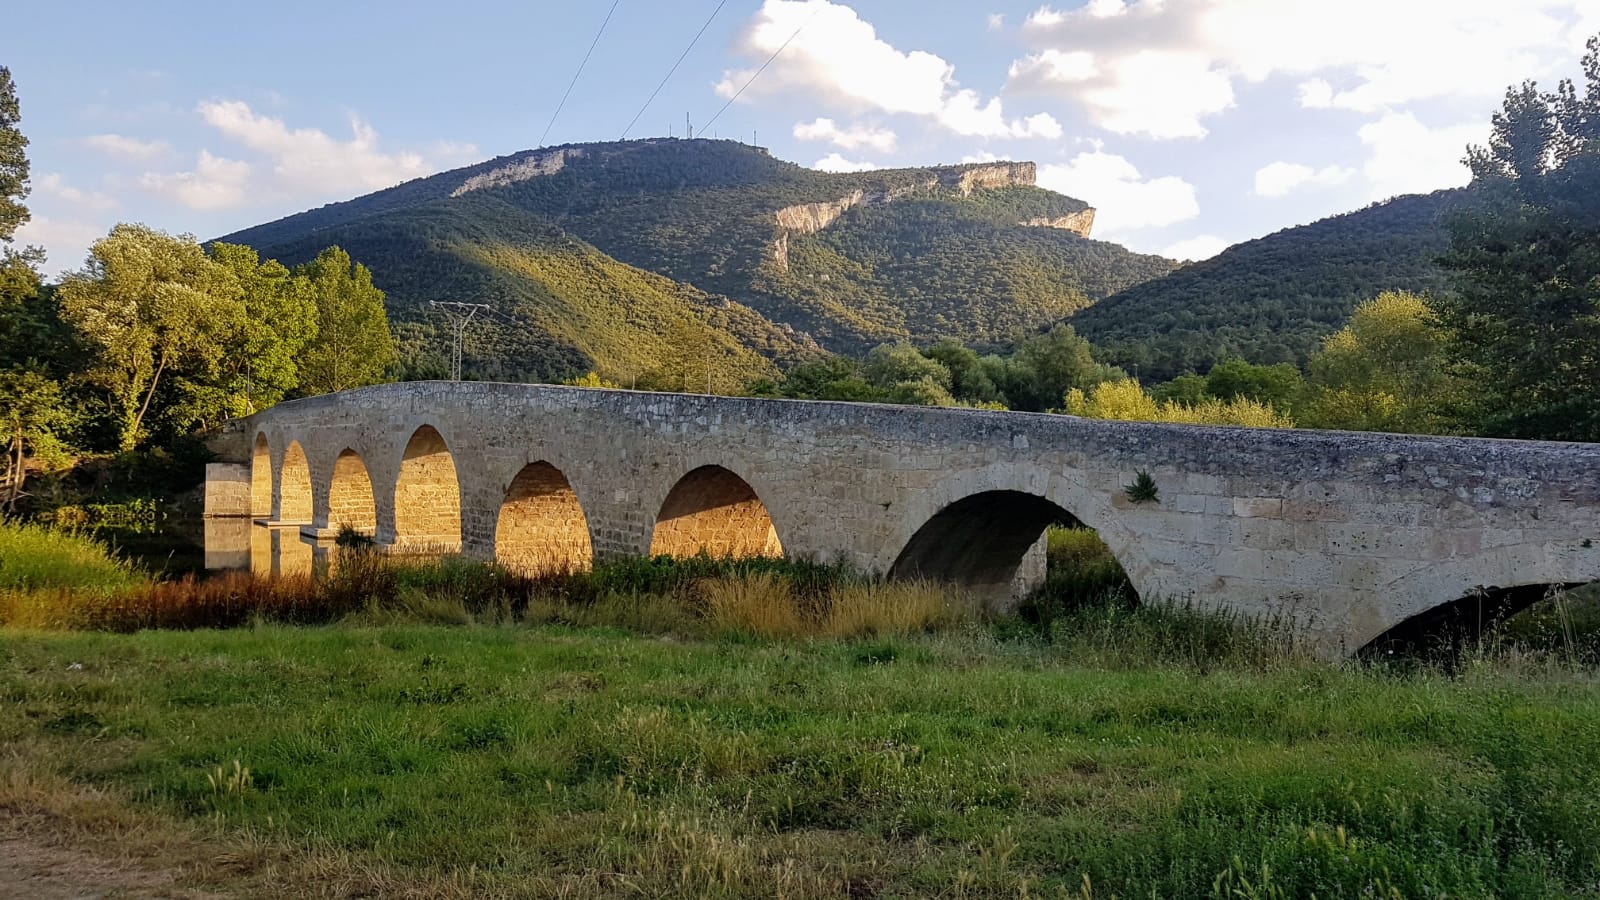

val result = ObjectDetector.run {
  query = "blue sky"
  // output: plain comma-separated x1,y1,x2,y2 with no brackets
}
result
6,0,1599,273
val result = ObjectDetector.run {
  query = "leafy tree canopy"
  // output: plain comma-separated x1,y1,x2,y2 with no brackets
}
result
1434,42,1600,441
0,66,29,243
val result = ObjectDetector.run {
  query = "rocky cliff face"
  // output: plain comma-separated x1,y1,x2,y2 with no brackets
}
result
770,160,1091,267
951,162,1037,195
1021,209,1096,238
451,147,587,197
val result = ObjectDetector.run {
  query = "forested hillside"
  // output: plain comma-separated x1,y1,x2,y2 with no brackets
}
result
1070,190,1459,380
221,139,1174,375
243,192,811,389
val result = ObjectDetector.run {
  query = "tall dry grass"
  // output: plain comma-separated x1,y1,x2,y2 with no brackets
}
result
699,573,971,639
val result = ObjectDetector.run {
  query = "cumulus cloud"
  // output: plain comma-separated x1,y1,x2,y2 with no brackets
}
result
130,100,479,211
793,117,898,153
1009,0,1594,138
812,153,879,172
34,174,121,212
1358,111,1483,200
82,134,171,162
1253,161,1356,198
719,0,1061,139
1036,151,1199,237
139,150,253,210
197,100,444,194
1161,234,1230,261
12,216,106,270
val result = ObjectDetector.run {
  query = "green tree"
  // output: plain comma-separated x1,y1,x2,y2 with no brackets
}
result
1301,291,1462,434
923,338,1005,405
58,225,245,450
0,66,29,243
863,341,949,387
1010,325,1122,412
0,367,72,511
1151,373,1208,406
209,242,318,412
1203,357,1304,412
1435,41,1600,441
773,355,886,402
296,247,396,395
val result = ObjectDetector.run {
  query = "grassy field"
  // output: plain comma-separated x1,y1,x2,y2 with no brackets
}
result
3,620,1599,898
3,520,1600,897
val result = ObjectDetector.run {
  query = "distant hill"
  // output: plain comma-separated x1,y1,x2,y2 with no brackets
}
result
221,139,1176,379
236,192,812,388
1069,190,1461,380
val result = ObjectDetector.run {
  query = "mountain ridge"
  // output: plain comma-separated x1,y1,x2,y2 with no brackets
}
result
219,139,1177,377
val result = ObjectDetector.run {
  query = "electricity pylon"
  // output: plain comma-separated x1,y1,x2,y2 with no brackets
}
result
429,301,494,381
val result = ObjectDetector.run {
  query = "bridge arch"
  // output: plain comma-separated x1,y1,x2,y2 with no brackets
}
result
251,433,272,518
328,449,378,535
1346,540,1600,653
1357,582,1588,658
891,489,1137,602
277,440,313,524
650,464,784,559
393,425,463,552
495,461,593,573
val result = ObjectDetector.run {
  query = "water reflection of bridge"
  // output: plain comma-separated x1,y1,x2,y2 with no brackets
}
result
203,518,318,577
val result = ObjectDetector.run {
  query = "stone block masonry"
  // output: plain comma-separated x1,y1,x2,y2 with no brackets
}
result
213,383,1600,656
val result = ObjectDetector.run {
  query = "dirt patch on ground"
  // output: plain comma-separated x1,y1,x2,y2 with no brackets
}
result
0,821,217,899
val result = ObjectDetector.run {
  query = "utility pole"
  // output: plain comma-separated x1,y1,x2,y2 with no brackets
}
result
686,112,693,139
429,301,493,381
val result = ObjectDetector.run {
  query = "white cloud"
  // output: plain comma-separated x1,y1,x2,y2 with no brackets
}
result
988,13,1004,30
34,174,121,212
82,134,171,161
719,0,1061,139
196,100,443,194
139,150,253,210
1162,234,1230,261
129,100,479,211
1009,0,1594,138
1253,161,1356,198
793,117,898,152
961,150,1001,164
1357,111,1483,200
11,216,106,271
1036,151,1199,237
812,153,879,172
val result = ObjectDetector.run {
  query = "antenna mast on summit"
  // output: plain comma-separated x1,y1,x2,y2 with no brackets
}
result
429,301,493,381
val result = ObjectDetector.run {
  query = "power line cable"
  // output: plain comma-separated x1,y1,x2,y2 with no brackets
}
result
620,0,729,140
538,0,622,148
701,5,820,135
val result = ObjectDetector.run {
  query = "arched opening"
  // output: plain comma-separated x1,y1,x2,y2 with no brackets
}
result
1359,580,1600,662
890,491,1136,609
251,433,272,518
393,425,462,552
328,449,377,535
495,461,593,574
278,441,313,524
650,465,783,559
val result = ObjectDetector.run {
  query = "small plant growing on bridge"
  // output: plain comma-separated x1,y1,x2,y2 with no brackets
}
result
1124,470,1160,505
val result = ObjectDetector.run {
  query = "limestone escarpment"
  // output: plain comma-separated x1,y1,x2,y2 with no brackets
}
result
452,148,587,197
770,160,1093,268
952,162,1037,195
1021,209,1096,238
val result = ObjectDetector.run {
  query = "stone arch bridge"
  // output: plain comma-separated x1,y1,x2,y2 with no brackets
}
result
206,382,1600,655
